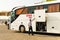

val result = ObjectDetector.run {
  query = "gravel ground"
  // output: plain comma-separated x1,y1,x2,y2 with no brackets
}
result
0,24,60,40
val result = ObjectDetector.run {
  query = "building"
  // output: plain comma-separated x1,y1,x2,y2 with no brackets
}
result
0,11,11,24
0,11,11,16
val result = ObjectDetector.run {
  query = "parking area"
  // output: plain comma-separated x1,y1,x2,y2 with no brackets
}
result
0,24,60,40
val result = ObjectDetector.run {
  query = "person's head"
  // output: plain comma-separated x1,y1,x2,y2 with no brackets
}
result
29,16,32,21
30,19,31,21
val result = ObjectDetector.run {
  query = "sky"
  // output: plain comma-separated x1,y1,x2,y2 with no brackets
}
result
0,0,59,11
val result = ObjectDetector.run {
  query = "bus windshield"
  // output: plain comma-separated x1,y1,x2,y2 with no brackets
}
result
11,8,25,23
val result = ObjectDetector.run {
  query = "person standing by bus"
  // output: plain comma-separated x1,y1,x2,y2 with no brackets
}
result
28,16,35,35
7,19,10,30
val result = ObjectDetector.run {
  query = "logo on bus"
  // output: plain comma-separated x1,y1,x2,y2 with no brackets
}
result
26,14,32,17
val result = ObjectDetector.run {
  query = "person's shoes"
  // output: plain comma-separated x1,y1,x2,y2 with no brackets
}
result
29,34,30,35
32,34,34,35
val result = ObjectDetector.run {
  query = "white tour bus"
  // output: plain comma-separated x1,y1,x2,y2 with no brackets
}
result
10,1,60,34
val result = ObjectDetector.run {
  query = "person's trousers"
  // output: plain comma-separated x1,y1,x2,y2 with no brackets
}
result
29,26,33,35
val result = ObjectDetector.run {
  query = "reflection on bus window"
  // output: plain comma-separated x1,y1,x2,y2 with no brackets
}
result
15,8,28,15
15,8,23,15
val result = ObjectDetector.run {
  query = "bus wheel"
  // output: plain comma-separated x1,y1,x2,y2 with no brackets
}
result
19,25,25,33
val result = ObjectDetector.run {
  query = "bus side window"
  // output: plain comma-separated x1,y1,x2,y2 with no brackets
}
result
28,6,36,14
36,6,43,10
22,8,28,14
43,5,48,13
15,8,28,15
15,8,23,15
47,4,60,13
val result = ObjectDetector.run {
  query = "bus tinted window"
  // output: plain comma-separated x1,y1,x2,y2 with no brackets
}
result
47,4,60,13
15,8,28,15
15,8,23,15
43,5,48,13
44,5,48,9
36,6,43,10
28,6,36,14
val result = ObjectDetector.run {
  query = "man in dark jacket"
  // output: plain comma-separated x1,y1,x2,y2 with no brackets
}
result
28,16,35,35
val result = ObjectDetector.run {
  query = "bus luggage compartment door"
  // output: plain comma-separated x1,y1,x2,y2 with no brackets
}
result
34,9,45,22
47,13,60,33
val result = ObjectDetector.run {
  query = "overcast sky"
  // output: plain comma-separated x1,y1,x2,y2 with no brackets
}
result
0,0,59,11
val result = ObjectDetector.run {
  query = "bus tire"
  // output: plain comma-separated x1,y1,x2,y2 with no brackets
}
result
19,25,25,33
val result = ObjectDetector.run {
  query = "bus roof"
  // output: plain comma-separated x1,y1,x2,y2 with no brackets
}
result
12,1,60,11
31,1,60,6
